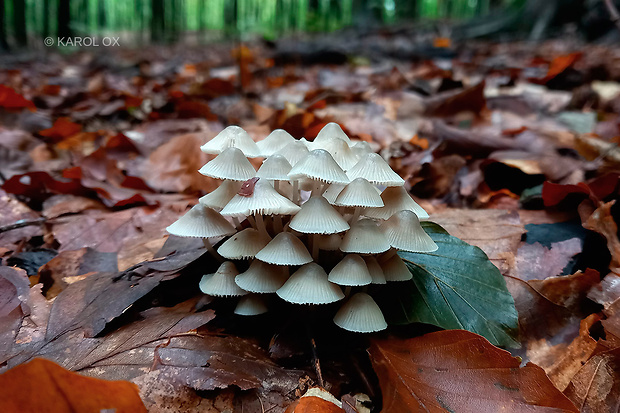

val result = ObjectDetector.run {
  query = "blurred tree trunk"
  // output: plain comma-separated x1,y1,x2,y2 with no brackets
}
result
151,0,165,42
13,0,27,46
97,0,106,27
58,0,72,38
0,0,8,50
42,0,50,38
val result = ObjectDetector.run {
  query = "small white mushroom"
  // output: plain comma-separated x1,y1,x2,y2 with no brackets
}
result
199,180,243,211
255,232,312,266
328,254,372,286
276,263,344,305
199,261,248,296
234,260,289,293
363,256,386,285
217,228,271,260
234,294,268,316
314,122,352,146
364,186,429,220
346,152,405,187
198,147,256,181
200,125,261,158
340,219,391,254
333,292,388,333
288,149,349,186
256,129,295,157
381,253,413,282
380,210,438,253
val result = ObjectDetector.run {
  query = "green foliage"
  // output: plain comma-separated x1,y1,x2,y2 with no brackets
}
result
377,222,520,348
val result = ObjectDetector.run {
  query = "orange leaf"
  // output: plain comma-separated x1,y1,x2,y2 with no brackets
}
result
284,388,345,413
39,117,82,141
0,358,147,413
0,84,35,110
433,37,451,48
369,330,578,413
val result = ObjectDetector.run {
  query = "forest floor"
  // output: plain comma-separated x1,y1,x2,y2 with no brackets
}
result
1,36,620,412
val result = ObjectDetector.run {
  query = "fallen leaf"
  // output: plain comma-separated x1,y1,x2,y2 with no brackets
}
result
512,239,583,281
369,330,578,412
0,189,42,250
424,81,486,118
583,200,620,271
285,387,345,413
38,117,82,142
0,85,35,110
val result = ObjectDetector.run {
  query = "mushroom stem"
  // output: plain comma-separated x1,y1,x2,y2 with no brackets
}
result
292,180,300,204
378,248,398,264
274,215,283,233
274,180,280,193
312,233,319,260
202,238,223,262
255,214,269,239
311,180,321,197
247,215,257,229
232,216,241,229
350,207,361,223
344,286,352,296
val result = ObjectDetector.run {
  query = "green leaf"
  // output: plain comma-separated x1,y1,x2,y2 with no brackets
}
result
377,222,519,348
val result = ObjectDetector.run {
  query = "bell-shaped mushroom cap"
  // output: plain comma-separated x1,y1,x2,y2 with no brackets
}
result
199,180,242,211
255,154,292,180
276,263,344,305
346,153,405,187
198,147,256,181
381,210,438,253
234,294,268,316
317,233,342,251
364,186,429,220
350,140,373,158
255,232,312,265
221,179,301,216
256,129,295,157
382,253,412,281
199,261,248,296
363,256,386,284
289,196,350,234
333,292,387,333
275,141,310,166
314,122,352,146
316,138,358,171
166,204,236,238
322,183,345,204
288,149,349,184
200,125,261,158
335,178,384,208
217,228,270,259
235,260,289,293
328,254,372,286
340,219,391,254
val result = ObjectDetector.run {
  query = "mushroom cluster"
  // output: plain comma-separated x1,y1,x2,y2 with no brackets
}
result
166,123,437,333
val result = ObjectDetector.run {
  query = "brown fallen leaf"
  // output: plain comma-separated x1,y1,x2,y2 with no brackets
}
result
512,239,583,281
285,387,346,413
0,358,147,413
584,200,620,271
0,267,30,362
528,269,600,311
0,189,42,250
423,81,487,118
369,330,578,412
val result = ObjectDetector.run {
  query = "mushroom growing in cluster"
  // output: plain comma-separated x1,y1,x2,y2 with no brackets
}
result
167,124,437,332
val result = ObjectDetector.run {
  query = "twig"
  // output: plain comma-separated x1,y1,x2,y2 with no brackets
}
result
0,217,48,234
604,0,620,33
307,327,324,388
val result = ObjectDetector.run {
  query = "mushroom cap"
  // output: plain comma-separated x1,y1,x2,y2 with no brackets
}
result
363,256,386,284
276,263,345,305
234,294,268,316
382,253,412,281
255,232,313,265
200,125,261,158
220,179,301,216
217,228,271,259
349,140,373,158
256,129,295,157
275,141,310,166
315,138,358,171
289,196,350,234
322,183,345,204
328,254,372,286
364,186,429,220
166,204,236,238
198,147,256,181
199,261,248,296
335,178,384,208
198,180,242,211
346,153,405,187
314,122,352,146
255,154,292,180
380,210,438,253
340,219,391,254
288,149,349,184
333,292,388,333
235,260,289,293
316,233,342,251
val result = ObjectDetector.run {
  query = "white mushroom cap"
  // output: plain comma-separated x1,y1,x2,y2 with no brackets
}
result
364,186,429,220
322,183,345,204
220,179,301,216
333,292,388,333
276,263,344,305
255,154,292,180
382,253,412,281
381,210,438,253
299,137,318,151
256,129,295,157
328,254,372,286
166,204,236,238
217,228,271,259
335,178,384,208
363,256,386,284
234,294,268,316
255,232,313,265
315,138,358,171
340,219,391,254
199,180,242,211
199,261,248,296
288,149,349,184
316,233,342,251
275,141,310,166
200,125,261,158
314,122,352,146
349,140,373,158
289,196,350,234
235,260,289,293
198,147,256,181
346,153,405,187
